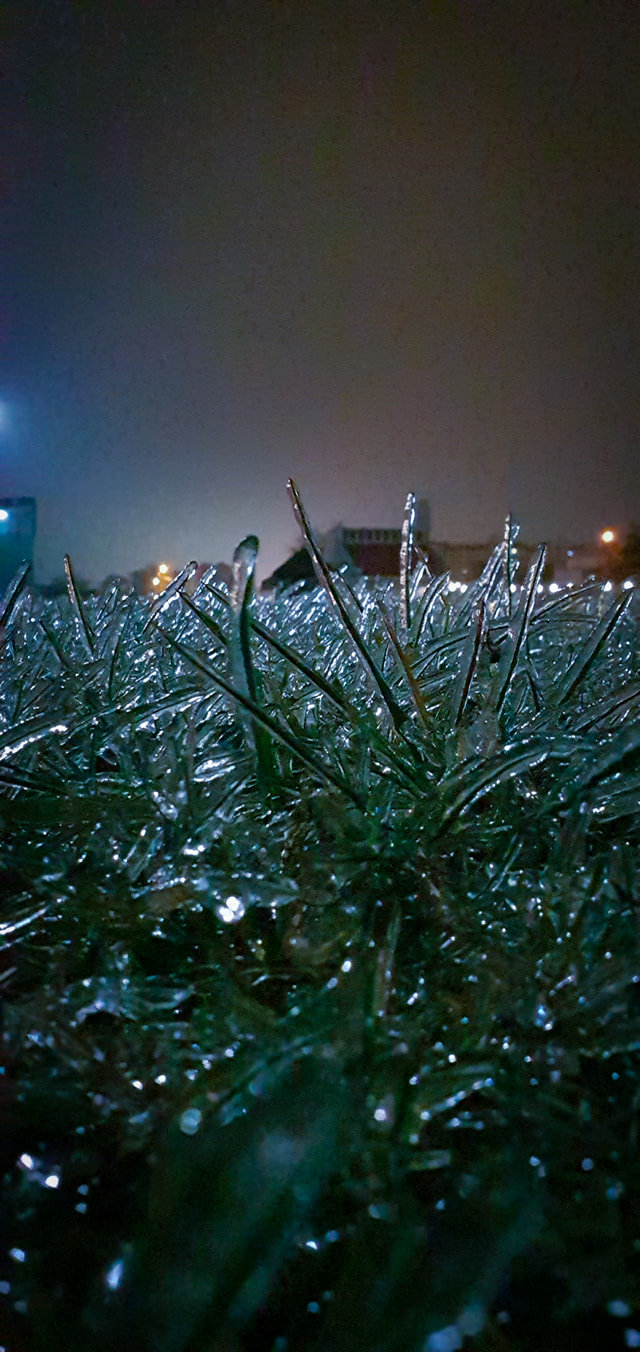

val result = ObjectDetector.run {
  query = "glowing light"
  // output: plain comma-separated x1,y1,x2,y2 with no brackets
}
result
622,579,634,590
548,582,560,593
600,529,616,545
158,563,169,575
0,509,9,522
151,576,160,587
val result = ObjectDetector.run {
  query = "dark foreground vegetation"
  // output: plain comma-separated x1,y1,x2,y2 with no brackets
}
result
1,485,639,1351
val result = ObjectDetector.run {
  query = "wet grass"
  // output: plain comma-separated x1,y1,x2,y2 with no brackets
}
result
1,487,639,1351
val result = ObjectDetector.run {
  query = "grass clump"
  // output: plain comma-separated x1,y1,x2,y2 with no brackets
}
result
1,484,640,1351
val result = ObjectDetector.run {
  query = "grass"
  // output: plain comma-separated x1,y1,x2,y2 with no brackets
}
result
1,484,639,1351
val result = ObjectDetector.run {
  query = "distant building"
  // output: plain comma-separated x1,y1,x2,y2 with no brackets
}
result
261,547,318,593
0,497,36,594
262,499,436,593
261,498,621,596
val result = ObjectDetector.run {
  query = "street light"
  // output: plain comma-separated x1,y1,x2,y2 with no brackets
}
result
600,528,616,545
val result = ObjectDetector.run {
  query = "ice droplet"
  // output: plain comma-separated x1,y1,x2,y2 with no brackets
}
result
180,1107,203,1135
216,894,246,923
105,1257,125,1291
608,1300,632,1318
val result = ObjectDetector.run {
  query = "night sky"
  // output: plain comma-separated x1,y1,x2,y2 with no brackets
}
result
4,0,639,585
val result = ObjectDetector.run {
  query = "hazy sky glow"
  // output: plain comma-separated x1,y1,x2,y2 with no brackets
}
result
4,0,639,583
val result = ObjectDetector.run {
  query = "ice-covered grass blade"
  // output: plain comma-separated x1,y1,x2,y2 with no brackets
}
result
142,559,198,632
2,497,640,1352
451,597,487,729
157,627,366,807
494,544,547,715
228,533,279,788
287,478,408,732
375,595,432,732
410,571,450,646
399,490,416,635
64,553,94,654
0,559,31,630
552,589,632,706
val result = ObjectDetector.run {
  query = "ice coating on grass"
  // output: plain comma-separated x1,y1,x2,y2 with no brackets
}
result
0,516,639,1348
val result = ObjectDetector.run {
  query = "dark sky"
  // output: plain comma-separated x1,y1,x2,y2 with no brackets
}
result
4,0,639,583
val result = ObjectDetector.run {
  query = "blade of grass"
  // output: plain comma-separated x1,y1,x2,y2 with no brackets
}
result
451,598,487,728
182,579,427,791
438,737,574,830
142,560,198,632
573,679,640,732
229,534,279,789
375,596,432,732
399,491,416,635
494,544,547,715
287,479,408,733
230,535,260,705
64,554,94,655
411,572,450,647
157,627,367,808
570,721,640,793
552,590,632,706
0,559,31,629
178,590,228,649
503,513,519,617
458,540,505,622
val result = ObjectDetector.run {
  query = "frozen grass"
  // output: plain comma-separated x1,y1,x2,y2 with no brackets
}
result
1,485,639,1351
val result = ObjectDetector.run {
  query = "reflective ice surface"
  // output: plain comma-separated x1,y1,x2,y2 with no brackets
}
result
1,515,639,1349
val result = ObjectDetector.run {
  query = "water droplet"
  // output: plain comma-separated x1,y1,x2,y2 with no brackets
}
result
535,1002,553,1030
216,894,246,924
105,1257,125,1291
180,1107,202,1135
608,1300,632,1318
